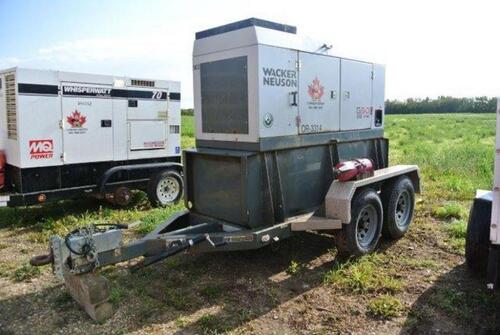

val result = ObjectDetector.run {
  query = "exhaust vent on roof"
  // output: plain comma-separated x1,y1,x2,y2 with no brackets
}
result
130,79,155,87
5,73,17,140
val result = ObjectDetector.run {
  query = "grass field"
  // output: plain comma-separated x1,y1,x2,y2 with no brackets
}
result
0,113,499,334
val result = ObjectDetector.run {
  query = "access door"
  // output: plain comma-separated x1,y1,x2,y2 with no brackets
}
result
298,52,340,134
61,83,114,164
340,59,373,130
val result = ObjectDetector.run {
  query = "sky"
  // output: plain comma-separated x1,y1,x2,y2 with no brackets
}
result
0,0,499,108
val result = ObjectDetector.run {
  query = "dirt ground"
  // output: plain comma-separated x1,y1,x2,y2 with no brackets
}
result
0,198,499,335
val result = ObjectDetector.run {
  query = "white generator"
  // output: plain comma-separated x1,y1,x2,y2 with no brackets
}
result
0,68,183,207
193,18,385,150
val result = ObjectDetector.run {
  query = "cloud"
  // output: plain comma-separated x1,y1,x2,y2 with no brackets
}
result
2,34,194,107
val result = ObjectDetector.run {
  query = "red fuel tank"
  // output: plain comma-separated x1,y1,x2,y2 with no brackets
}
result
334,158,374,182
0,151,5,190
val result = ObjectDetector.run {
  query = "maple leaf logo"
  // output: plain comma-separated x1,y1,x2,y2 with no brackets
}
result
66,110,87,128
307,77,324,101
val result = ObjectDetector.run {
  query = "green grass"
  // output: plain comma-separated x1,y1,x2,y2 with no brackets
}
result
13,263,41,281
199,284,223,300
428,287,500,326
368,295,404,318
385,113,495,201
324,254,403,294
181,114,195,149
432,203,467,220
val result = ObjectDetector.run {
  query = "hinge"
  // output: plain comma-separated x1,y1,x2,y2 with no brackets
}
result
371,71,374,80
59,120,64,129
60,152,65,162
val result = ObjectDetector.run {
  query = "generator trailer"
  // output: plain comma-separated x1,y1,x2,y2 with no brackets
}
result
30,18,421,321
0,68,183,207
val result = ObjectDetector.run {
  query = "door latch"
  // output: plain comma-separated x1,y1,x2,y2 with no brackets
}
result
289,91,298,106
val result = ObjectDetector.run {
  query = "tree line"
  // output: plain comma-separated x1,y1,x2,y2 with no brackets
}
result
385,96,496,114
181,96,497,116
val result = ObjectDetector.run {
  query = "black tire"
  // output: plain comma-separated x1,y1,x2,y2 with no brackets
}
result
147,169,184,207
336,189,383,258
465,197,491,275
382,176,415,239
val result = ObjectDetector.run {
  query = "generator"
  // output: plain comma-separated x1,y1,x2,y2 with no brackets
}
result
32,18,420,322
0,68,183,207
193,19,384,149
187,17,388,228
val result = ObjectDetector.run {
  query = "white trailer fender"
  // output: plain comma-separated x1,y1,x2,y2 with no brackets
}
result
325,165,420,224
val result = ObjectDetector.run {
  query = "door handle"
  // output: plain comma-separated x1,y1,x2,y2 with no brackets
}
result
290,91,298,106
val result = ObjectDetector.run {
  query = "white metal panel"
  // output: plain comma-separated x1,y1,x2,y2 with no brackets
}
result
16,68,59,85
61,83,113,164
127,98,168,120
129,121,167,151
112,99,128,161
340,59,373,131
17,94,62,168
258,45,299,138
491,98,500,245
298,52,340,133
194,46,259,143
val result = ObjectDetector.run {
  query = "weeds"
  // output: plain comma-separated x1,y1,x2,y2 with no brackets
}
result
175,316,189,327
13,264,41,281
432,203,467,220
164,287,190,310
200,284,223,300
109,286,127,304
368,295,404,318
324,254,403,294
196,314,227,334
286,260,303,275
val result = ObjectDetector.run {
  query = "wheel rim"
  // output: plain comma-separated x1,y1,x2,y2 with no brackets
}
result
156,176,180,204
356,204,378,248
395,190,411,228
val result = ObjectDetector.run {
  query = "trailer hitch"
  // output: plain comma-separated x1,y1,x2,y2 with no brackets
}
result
30,252,54,266
30,220,229,278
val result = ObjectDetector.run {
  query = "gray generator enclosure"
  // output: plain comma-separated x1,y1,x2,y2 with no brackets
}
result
187,18,388,229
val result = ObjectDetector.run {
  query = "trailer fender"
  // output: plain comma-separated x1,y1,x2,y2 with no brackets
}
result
325,165,420,224
99,162,183,195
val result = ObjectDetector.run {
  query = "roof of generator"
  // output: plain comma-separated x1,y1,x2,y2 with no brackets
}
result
195,18,296,40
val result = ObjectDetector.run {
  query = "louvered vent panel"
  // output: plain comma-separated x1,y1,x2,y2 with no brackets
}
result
5,74,17,140
130,79,155,87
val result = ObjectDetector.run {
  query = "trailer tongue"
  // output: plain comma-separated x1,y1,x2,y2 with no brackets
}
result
30,18,421,321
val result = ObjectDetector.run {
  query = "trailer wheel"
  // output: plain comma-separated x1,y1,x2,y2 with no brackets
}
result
335,189,383,258
148,169,183,207
382,176,415,239
465,198,491,275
